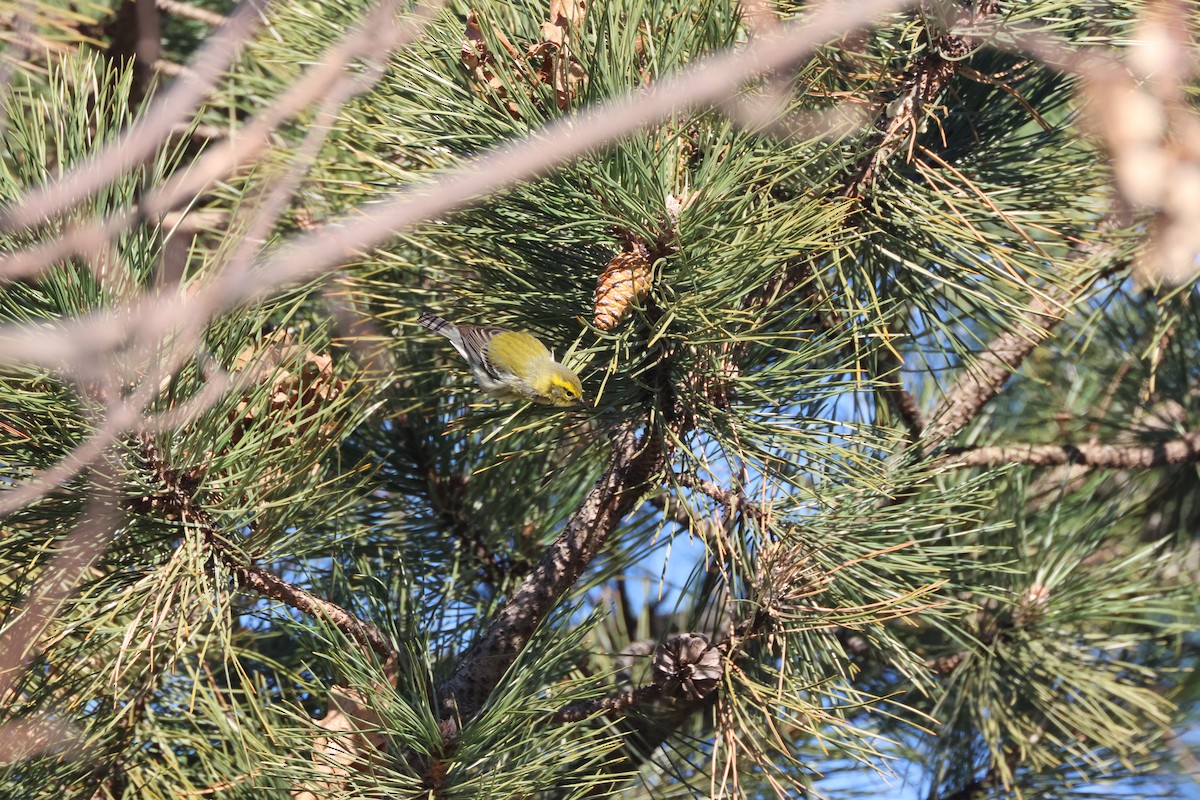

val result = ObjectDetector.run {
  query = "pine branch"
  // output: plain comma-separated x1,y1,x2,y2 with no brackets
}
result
223,555,395,661
755,2,1005,419
920,289,1069,454
133,437,401,799
837,0,1082,459
840,1,1001,200
438,423,665,724
547,685,662,724
940,431,1200,469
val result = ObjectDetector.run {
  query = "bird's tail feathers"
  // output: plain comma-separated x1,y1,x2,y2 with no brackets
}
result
418,311,466,354
418,311,453,334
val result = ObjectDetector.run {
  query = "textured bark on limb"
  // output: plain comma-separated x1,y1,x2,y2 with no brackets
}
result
136,434,397,662
548,685,662,724
438,424,665,723
919,216,1126,455
940,431,1200,469
674,472,767,524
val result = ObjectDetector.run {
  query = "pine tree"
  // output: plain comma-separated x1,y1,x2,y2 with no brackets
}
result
1,1,1199,798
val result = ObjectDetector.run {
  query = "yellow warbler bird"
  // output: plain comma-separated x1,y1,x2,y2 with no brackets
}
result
418,312,584,406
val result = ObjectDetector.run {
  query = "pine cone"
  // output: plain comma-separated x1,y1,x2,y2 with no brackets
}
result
593,243,652,330
927,651,966,676
1013,583,1051,629
653,633,722,700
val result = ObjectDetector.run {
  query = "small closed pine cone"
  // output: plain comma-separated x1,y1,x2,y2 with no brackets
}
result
1013,583,1051,629
593,243,652,330
927,651,966,676
653,633,722,701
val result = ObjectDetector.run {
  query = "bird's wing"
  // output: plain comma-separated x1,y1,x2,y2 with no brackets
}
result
457,324,513,379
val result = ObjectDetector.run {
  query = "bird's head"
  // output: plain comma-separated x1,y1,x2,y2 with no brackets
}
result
537,363,584,406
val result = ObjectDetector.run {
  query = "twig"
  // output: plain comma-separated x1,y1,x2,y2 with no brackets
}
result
891,383,926,441
438,424,665,724
135,435,396,662
168,122,229,141
0,0,268,230
920,289,1069,455
674,473,766,524
940,431,1200,470
0,462,121,701
154,59,185,78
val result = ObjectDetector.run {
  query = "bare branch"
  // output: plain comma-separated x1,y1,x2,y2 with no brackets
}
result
0,462,121,700
0,0,268,230
156,0,228,27
0,0,910,362
1,0,432,290
0,717,80,765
